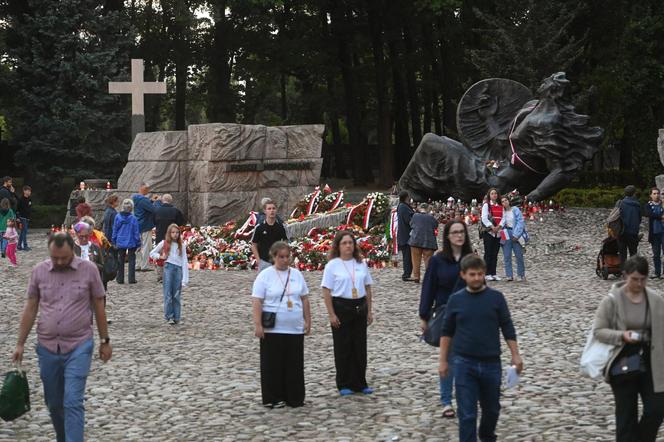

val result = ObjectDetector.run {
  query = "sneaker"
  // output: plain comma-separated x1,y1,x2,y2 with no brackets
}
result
173,320,180,325
505,277,513,282
517,276,527,282
272,401,286,409
485,275,495,281
361,387,374,395
168,319,176,325
339,388,353,396
493,275,502,281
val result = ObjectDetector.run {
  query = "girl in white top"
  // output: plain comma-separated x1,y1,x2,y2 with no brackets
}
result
252,241,311,408
150,224,189,324
321,231,374,396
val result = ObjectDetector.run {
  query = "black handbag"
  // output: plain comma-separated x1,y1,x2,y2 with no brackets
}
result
261,269,289,329
102,247,118,283
423,304,446,347
610,294,649,381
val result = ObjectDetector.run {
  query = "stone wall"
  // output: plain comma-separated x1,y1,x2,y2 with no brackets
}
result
114,123,324,226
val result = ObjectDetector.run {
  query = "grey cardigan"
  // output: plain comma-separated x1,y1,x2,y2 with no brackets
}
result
408,212,438,250
593,281,664,392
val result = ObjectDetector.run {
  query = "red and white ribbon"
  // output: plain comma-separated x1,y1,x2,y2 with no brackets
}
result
234,211,258,239
362,198,375,230
305,186,321,216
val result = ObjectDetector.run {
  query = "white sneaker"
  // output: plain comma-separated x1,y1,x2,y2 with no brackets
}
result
486,275,495,281
517,276,527,282
493,275,502,281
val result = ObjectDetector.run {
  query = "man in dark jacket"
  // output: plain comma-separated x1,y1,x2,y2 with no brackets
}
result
0,176,18,211
154,194,186,244
397,190,415,281
644,187,664,278
617,185,642,267
132,183,160,271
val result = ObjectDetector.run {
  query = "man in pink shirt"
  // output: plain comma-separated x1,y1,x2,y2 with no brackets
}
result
12,232,112,442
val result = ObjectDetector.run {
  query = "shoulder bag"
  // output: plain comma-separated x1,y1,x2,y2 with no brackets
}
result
478,208,494,239
261,269,290,328
580,293,616,379
422,277,463,347
609,294,649,381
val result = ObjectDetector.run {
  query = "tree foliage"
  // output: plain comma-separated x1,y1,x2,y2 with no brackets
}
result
1,0,664,199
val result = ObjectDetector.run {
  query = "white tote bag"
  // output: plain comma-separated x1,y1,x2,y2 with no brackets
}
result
580,329,614,379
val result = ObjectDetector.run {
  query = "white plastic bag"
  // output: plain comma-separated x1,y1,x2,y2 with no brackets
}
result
580,329,614,379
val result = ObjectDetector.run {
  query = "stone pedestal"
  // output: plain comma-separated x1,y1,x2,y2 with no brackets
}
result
113,123,324,226
656,129,664,190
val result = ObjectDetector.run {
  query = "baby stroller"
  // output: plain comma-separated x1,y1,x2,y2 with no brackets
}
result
596,236,621,280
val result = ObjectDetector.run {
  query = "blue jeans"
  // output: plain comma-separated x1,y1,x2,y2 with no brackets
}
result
454,355,502,442
440,372,455,406
36,339,94,442
163,262,183,321
502,239,525,278
0,233,6,255
18,217,29,249
651,232,664,276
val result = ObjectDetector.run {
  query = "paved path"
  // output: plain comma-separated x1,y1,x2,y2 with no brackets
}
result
1,209,663,441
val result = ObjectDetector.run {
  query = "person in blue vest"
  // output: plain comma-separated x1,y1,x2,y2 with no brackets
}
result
132,182,160,271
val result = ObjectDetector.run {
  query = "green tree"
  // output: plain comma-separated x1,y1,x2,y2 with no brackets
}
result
2,0,133,200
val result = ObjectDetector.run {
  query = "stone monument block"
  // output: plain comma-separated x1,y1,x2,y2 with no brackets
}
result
656,129,664,190
127,131,187,161
188,123,269,162
109,122,324,226
117,161,184,193
282,125,325,159
265,127,288,159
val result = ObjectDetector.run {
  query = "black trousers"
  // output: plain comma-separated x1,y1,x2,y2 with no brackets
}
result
399,244,413,279
116,248,137,284
610,370,664,442
483,234,501,276
259,333,305,407
618,234,639,268
332,297,368,392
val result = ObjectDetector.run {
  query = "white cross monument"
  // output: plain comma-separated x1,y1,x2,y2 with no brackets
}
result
108,59,167,140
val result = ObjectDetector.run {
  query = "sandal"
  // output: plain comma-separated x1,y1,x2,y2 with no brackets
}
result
442,405,456,418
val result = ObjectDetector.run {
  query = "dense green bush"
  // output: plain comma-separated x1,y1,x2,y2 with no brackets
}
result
554,187,648,208
30,205,67,228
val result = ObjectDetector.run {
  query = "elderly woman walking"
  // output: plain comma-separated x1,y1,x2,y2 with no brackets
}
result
112,199,141,284
150,224,189,325
409,203,439,283
593,256,664,441
322,231,375,395
252,241,311,408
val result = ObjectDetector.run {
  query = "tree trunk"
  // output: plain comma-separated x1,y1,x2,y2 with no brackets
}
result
330,1,367,185
367,0,393,186
402,18,422,148
320,8,347,178
386,2,410,175
207,0,234,122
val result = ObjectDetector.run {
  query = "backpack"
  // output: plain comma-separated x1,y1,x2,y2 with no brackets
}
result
607,200,623,238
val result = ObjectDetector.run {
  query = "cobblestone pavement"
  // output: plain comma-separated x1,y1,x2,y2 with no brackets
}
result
1,209,663,441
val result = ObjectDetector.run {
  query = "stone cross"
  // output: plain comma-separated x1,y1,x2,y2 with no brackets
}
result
108,59,166,140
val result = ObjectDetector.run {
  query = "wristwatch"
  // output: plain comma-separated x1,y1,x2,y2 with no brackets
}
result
101,337,110,345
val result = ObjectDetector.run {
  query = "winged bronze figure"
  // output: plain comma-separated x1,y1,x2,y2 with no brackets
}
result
399,72,604,202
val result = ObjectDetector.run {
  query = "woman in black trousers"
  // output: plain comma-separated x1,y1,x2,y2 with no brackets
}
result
322,231,375,395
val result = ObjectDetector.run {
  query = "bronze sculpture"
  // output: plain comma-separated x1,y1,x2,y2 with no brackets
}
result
399,72,604,202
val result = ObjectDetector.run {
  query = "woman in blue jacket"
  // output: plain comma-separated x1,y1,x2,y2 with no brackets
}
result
499,194,527,281
419,220,473,418
112,199,141,284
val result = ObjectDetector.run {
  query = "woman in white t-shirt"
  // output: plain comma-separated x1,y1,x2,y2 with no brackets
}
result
252,241,311,408
321,231,374,396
